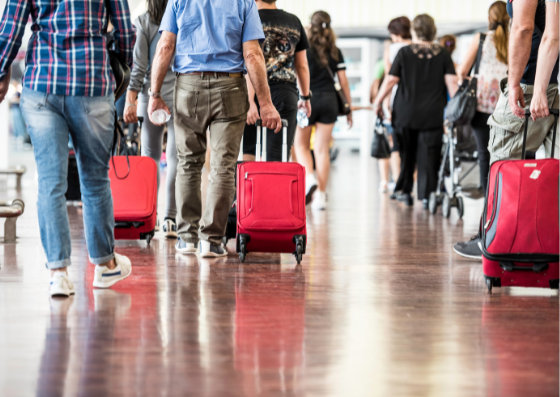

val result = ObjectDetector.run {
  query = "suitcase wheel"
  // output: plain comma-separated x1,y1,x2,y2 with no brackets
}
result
293,235,306,265
486,278,492,292
237,234,250,263
484,276,501,292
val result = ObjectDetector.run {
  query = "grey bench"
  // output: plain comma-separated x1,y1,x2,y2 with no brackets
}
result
0,199,25,243
0,166,27,190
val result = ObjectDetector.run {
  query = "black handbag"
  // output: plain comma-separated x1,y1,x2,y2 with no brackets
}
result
326,65,351,116
446,33,486,126
370,118,391,159
104,0,131,100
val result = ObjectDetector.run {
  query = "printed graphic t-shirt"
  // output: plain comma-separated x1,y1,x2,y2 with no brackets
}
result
258,9,309,86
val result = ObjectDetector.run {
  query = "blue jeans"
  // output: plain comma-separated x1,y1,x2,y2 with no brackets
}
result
20,87,116,269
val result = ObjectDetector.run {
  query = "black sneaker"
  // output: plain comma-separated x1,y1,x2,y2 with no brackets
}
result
422,199,429,210
397,193,414,206
200,240,228,258
453,233,483,260
390,191,400,200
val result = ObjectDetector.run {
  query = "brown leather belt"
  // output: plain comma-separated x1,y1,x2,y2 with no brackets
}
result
181,72,243,78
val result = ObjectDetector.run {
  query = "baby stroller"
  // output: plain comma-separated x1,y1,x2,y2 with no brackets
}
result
428,121,480,218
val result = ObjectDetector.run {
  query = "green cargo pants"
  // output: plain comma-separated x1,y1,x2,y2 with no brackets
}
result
488,78,559,164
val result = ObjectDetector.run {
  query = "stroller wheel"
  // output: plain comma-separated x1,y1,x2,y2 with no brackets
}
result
442,193,451,218
457,196,464,219
428,192,438,214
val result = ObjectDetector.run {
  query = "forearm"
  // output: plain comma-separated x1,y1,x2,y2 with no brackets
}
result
245,75,256,104
245,50,273,106
128,27,150,92
126,89,138,104
338,72,352,107
151,35,175,94
534,36,559,94
295,63,310,97
509,27,534,87
373,77,399,105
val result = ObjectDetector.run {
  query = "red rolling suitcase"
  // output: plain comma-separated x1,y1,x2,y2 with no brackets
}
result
236,120,307,264
109,117,158,245
482,109,559,291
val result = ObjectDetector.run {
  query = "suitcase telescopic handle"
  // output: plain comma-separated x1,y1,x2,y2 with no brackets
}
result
255,119,289,162
523,109,559,159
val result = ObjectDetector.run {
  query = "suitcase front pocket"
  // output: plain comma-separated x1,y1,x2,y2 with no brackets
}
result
240,172,305,231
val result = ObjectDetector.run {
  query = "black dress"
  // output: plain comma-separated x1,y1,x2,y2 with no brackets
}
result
389,43,456,200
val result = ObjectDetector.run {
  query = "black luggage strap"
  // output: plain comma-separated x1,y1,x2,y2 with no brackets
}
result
500,261,549,273
523,109,559,159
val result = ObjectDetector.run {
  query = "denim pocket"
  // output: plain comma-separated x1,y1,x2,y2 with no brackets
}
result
81,96,114,117
20,88,47,110
220,87,249,118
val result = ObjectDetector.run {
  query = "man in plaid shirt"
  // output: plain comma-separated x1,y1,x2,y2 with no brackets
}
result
0,0,136,297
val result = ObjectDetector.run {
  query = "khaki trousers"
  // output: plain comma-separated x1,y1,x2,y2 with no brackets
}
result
173,74,249,245
488,78,559,164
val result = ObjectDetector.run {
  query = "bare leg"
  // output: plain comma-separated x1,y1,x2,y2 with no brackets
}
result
390,151,401,182
294,125,314,175
313,122,335,192
378,158,390,190
243,154,256,162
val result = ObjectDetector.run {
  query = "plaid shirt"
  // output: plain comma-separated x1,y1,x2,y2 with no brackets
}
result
0,0,135,96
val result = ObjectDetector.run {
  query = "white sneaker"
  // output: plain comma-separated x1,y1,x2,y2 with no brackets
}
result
200,240,228,258
306,173,318,205
163,219,178,238
92,253,132,289
311,191,327,211
176,237,198,254
50,272,75,297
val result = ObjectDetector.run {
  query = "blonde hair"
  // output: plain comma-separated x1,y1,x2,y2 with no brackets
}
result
488,1,510,65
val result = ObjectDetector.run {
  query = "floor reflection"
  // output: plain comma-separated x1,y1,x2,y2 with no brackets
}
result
234,265,305,396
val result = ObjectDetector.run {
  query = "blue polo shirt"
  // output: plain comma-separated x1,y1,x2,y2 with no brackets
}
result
160,0,265,74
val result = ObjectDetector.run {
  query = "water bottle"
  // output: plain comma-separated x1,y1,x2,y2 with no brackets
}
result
297,108,309,128
151,109,171,124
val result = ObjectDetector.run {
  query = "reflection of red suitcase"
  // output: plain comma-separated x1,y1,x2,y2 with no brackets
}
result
236,120,307,264
482,110,559,291
109,117,158,245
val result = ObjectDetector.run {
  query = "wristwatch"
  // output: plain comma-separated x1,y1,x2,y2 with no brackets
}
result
299,91,313,101
148,89,161,98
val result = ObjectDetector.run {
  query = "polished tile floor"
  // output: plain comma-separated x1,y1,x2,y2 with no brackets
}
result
0,149,558,397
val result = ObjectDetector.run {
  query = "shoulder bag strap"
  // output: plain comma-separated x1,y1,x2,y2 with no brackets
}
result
472,33,486,77
325,64,337,83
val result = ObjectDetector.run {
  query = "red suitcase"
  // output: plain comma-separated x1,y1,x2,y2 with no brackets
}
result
236,120,307,264
109,117,158,245
482,110,559,291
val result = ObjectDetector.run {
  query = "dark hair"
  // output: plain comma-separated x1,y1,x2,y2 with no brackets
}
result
260,0,277,3
412,14,437,42
147,0,168,25
438,34,456,55
387,17,412,39
308,11,339,67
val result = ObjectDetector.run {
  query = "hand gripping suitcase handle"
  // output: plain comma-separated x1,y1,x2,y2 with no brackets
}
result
255,119,289,162
523,109,559,159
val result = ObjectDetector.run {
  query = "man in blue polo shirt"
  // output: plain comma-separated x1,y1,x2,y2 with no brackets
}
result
149,0,282,258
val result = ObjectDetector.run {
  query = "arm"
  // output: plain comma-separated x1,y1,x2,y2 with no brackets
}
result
243,39,281,132
109,0,136,66
124,20,150,124
370,79,381,104
456,33,479,85
372,75,400,117
295,50,311,117
509,0,539,118
245,75,259,125
530,2,559,120
337,69,353,128
445,74,459,97
0,0,31,102
148,31,176,125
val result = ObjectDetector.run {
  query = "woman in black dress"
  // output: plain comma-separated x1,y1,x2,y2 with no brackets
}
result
373,14,458,207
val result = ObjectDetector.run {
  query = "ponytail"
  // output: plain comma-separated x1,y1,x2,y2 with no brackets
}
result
308,11,339,67
488,1,509,65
